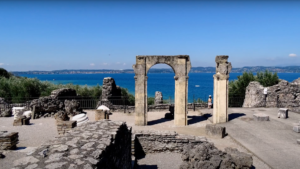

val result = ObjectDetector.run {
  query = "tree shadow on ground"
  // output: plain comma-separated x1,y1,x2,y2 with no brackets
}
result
228,113,246,121
188,114,211,125
137,165,158,169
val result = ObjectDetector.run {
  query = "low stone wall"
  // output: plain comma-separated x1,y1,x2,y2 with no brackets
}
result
133,130,208,156
0,131,18,150
13,120,132,169
56,120,77,135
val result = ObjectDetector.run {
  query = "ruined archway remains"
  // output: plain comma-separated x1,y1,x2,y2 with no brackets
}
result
133,55,191,126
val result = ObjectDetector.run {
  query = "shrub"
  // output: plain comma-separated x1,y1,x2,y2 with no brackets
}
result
0,68,10,78
148,97,155,105
229,71,279,107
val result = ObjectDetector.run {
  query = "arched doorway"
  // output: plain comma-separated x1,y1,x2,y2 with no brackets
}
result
133,55,191,126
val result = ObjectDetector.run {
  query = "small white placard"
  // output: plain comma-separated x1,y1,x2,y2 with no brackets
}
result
264,88,268,94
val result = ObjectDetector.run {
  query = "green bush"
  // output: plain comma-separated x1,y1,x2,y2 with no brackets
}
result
229,71,279,107
148,97,155,105
0,72,135,104
0,68,10,78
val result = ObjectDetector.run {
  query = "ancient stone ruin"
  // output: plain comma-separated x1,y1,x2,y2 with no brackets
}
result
133,130,253,169
243,79,300,113
213,55,232,124
97,77,122,108
12,120,132,169
30,88,82,119
133,55,191,126
180,144,253,169
155,91,163,105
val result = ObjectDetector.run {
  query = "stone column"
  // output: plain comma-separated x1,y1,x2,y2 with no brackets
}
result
133,57,147,126
174,61,189,126
213,55,232,124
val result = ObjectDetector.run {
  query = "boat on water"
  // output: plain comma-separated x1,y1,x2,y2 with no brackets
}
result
195,85,200,87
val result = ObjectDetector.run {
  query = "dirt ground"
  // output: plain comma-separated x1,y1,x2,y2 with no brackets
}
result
0,109,271,169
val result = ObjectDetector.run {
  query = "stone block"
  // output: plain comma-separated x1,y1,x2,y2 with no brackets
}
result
278,108,288,119
297,139,300,144
205,124,226,138
13,118,23,126
293,126,300,133
95,109,109,121
56,120,77,135
253,113,269,121
0,131,18,150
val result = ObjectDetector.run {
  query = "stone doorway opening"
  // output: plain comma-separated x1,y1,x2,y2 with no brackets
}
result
133,55,191,127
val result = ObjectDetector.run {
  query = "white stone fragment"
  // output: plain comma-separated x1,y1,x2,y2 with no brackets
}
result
13,107,26,120
71,114,89,126
12,107,25,116
293,126,300,133
23,111,32,118
278,108,288,119
97,105,110,111
253,113,269,121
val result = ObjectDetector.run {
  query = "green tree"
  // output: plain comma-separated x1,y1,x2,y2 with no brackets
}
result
229,71,279,107
0,68,10,78
147,97,155,105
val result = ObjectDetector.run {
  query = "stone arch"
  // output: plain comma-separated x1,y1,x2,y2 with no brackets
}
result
133,55,191,126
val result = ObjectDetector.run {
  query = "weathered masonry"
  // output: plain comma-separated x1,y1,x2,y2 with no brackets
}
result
213,55,232,123
133,55,191,126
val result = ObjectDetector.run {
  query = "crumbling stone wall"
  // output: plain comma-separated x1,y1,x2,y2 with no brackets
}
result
101,77,122,101
50,88,77,99
155,91,163,105
133,130,208,155
13,120,132,169
180,143,253,169
243,79,300,113
0,131,18,150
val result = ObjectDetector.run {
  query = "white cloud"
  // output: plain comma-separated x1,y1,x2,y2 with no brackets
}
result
116,62,120,64
0,63,4,66
289,53,297,57
103,63,108,65
90,63,95,66
123,63,126,65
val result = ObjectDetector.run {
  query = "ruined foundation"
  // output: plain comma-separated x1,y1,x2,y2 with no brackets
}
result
13,120,132,169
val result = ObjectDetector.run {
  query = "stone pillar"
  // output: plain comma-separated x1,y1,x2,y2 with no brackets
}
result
213,55,232,124
133,57,147,126
155,91,163,105
174,76,188,126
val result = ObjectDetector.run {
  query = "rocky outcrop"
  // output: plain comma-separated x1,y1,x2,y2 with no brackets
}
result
54,111,70,121
243,81,265,107
30,96,64,114
97,77,123,108
29,89,82,119
0,109,12,117
64,99,81,115
155,91,163,105
243,80,300,113
50,88,77,99
180,143,253,169
101,77,122,101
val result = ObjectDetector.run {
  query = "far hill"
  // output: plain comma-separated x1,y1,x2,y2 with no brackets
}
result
10,66,300,75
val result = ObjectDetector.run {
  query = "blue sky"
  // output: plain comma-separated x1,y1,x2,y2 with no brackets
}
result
0,0,299,71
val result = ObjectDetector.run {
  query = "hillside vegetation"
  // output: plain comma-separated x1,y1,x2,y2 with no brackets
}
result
0,68,134,104
229,70,279,96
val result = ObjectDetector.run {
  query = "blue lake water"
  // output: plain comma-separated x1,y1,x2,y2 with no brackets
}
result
20,73,300,102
